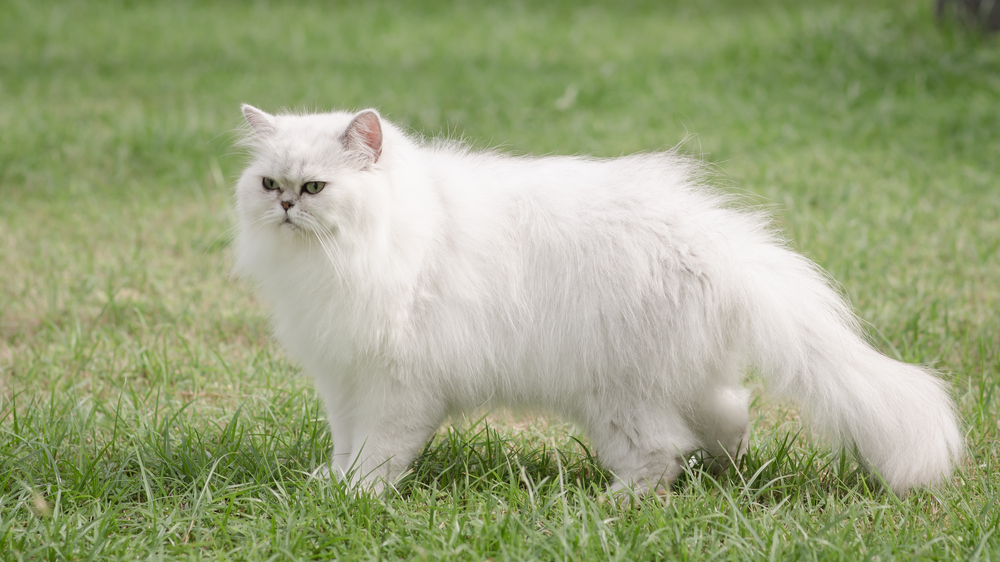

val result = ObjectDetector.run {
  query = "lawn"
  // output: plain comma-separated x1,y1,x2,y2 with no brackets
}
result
1,0,998,559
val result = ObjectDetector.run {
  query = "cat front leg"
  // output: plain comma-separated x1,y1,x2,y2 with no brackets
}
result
326,411,357,481
310,373,356,481
345,385,447,495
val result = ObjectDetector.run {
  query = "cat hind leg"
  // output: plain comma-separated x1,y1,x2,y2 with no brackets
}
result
587,405,700,496
687,385,751,474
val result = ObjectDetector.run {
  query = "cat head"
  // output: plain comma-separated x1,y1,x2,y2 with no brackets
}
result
235,105,391,245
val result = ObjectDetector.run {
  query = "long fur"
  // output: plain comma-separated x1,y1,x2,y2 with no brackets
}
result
233,105,963,496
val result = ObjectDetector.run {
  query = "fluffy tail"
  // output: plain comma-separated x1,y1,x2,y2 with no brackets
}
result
743,244,963,495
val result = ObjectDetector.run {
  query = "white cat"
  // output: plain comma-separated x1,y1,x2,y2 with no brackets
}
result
233,105,963,496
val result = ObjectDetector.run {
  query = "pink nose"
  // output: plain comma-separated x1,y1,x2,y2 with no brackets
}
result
281,201,293,211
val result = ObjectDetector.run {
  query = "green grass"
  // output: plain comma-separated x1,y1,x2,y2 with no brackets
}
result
2,0,999,559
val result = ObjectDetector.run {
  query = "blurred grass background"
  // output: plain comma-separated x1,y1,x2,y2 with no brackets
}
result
1,0,999,559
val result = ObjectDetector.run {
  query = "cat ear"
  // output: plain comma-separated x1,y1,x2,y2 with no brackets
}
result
242,104,276,136
342,109,383,167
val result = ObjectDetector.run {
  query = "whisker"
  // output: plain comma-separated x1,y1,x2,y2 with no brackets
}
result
315,223,347,281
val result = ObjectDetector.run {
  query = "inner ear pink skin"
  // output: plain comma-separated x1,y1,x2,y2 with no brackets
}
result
344,110,383,165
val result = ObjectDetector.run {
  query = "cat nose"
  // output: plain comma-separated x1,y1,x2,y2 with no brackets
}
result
281,201,294,211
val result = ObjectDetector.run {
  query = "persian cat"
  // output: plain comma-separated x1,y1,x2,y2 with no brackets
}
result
233,105,962,496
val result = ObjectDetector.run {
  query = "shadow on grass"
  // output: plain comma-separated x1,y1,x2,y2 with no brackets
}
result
395,418,880,506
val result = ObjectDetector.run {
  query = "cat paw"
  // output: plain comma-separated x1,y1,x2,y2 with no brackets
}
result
607,478,672,507
696,443,746,475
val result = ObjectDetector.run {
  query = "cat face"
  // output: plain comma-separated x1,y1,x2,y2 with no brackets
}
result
235,105,386,243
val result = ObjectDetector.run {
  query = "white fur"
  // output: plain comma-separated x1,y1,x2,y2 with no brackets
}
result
233,105,963,496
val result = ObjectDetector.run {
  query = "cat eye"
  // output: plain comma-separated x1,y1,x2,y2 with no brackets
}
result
303,181,326,195
262,177,279,191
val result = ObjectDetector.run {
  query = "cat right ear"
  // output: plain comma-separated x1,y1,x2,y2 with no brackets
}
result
242,104,276,136
342,109,383,168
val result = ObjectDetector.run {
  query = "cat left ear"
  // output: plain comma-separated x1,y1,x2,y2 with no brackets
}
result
342,109,383,167
242,104,276,137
